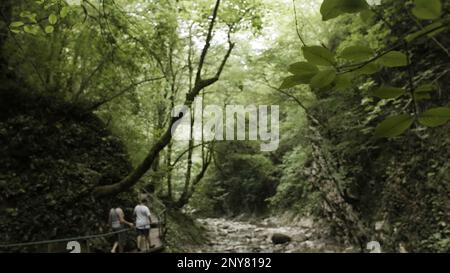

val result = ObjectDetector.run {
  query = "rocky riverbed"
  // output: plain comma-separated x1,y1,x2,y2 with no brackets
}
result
196,217,356,253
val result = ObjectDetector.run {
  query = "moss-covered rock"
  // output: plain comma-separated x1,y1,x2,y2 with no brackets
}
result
0,89,138,252
164,210,207,252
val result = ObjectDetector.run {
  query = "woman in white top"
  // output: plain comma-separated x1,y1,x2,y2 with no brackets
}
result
108,207,133,253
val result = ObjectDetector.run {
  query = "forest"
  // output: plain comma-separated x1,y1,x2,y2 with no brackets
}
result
0,0,449,253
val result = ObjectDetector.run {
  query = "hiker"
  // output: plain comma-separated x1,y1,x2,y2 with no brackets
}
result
134,200,154,252
109,207,134,253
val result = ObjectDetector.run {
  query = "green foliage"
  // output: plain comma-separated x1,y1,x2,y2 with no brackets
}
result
340,45,374,61
310,69,336,88
0,89,138,251
320,0,369,21
268,146,320,215
418,107,450,127
48,13,57,25
1,0,449,253
193,141,277,216
281,0,449,138
44,25,54,34
280,75,308,89
288,62,319,78
371,86,405,99
374,114,414,138
378,51,408,67
302,45,336,66
356,62,381,75
334,74,353,90
412,0,442,20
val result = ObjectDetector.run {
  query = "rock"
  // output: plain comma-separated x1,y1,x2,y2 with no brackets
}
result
399,243,408,253
298,218,314,229
375,220,385,231
344,246,356,253
301,240,316,249
261,218,275,227
271,233,292,244
293,233,308,242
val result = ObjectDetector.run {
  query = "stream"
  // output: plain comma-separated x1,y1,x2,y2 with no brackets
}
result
196,217,356,253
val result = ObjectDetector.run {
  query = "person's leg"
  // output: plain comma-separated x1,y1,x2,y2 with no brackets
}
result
136,235,142,251
136,229,144,251
111,241,118,253
145,229,153,250
117,232,125,253
145,235,152,250
141,234,147,251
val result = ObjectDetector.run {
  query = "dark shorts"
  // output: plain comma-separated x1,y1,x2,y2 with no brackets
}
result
136,228,150,236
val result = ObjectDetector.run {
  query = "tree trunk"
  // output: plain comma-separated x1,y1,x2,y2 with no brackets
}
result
166,142,173,201
175,150,212,208
178,108,195,204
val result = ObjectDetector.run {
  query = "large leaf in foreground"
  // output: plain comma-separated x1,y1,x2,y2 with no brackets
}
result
302,46,336,66
379,51,408,67
288,62,318,81
280,75,310,89
375,114,414,138
320,0,369,21
310,69,336,89
412,0,441,20
372,86,405,99
340,45,374,61
418,107,450,127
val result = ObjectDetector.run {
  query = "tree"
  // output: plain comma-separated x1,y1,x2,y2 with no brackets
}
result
92,0,235,197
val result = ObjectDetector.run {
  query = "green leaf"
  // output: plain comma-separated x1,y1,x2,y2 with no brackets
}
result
418,107,450,127
320,0,369,21
360,9,376,24
414,85,435,101
29,14,37,24
288,62,318,82
414,93,431,101
356,62,381,75
302,46,336,66
288,62,318,75
379,51,408,67
49,14,58,25
415,84,436,93
375,114,414,138
280,75,309,89
280,76,297,89
310,69,336,89
45,25,54,34
334,74,353,91
23,25,38,35
372,86,405,99
60,7,69,18
412,0,442,20
340,45,374,61
10,21,24,28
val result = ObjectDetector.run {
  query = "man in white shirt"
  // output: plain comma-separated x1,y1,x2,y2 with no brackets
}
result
133,200,153,251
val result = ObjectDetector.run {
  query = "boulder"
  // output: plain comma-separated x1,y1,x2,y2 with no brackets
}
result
271,233,292,244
